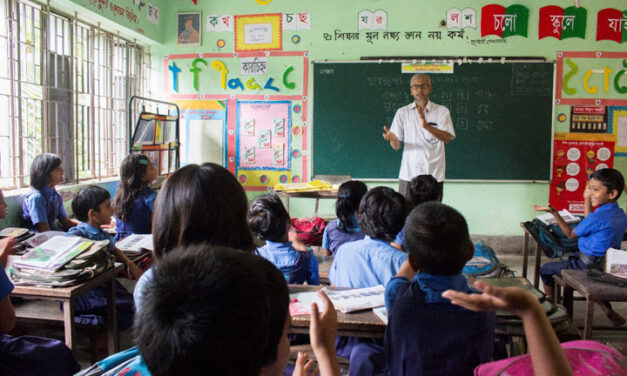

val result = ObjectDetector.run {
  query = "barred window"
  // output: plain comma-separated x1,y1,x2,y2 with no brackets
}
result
0,0,152,189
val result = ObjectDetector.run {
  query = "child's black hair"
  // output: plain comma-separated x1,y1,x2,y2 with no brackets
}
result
359,186,410,242
405,202,473,275
247,193,290,242
29,153,62,190
113,154,151,222
407,174,440,207
135,244,289,376
151,163,255,257
590,168,625,200
335,180,368,232
71,185,111,222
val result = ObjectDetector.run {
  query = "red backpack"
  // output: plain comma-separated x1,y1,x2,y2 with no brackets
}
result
290,217,327,246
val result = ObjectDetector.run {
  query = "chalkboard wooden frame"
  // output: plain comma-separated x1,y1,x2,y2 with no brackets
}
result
312,60,555,181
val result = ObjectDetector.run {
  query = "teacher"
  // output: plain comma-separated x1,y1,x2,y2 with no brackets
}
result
382,73,455,197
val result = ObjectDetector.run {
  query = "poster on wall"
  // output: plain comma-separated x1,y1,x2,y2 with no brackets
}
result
237,101,291,170
550,138,615,213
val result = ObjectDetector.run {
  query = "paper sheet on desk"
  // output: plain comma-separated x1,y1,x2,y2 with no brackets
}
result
289,285,385,315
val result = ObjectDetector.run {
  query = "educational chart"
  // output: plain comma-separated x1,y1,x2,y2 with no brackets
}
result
550,137,615,214
551,51,627,212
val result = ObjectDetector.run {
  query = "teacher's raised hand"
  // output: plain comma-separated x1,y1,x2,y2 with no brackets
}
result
383,126,401,150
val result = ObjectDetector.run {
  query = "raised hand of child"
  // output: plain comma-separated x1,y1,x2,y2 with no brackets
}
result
532,204,557,213
442,280,537,317
0,237,17,268
293,352,319,376
310,290,340,376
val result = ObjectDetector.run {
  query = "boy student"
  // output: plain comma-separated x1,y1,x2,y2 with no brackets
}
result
392,174,441,250
329,186,410,288
534,168,627,326
248,193,319,285
135,244,341,376
69,185,143,279
385,202,495,375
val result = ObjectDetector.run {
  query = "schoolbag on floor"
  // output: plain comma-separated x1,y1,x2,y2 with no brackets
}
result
463,242,500,278
525,219,579,258
291,217,327,246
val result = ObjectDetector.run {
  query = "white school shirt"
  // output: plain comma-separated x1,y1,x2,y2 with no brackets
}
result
389,100,455,182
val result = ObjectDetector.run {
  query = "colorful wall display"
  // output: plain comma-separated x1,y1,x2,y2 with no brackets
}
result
446,8,477,30
538,5,586,40
480,4,529,38
234,13,282,52
596,8,627,43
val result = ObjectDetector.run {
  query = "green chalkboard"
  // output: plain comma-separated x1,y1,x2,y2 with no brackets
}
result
313,61,554,180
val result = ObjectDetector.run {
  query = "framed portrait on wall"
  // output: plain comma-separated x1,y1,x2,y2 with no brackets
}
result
177,12,201,46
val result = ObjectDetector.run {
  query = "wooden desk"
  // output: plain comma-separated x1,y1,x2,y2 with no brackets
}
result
11,264,123,355
276,190,337,217
316,255,333,285
560,269,627,340
520,222,542,289
288,285,385,338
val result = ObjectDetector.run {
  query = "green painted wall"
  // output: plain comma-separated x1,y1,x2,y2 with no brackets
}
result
149,0,627,235
52,0,166,44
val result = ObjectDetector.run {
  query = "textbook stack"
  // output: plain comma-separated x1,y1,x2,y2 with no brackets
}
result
9,235,114,287
115,234,153,270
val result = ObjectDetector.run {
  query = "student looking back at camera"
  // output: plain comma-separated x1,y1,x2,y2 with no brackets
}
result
248,193,319,285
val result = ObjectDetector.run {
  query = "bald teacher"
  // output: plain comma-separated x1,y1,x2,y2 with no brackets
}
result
382,73,455,197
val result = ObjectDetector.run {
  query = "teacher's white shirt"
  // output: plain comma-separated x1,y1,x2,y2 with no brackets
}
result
389,100,455,182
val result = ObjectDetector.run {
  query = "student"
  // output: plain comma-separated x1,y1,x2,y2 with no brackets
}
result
70,185,143,279
133,162,255,312
534,168,627,326
67,185,137,330
248,193,319,285
21,153,78,232
392,174,441,250
384,202,495,376
329,186,409,288
0,193,80,375
443,281,573,376
135,244,341,376
321,180,368,256
112,154,158,242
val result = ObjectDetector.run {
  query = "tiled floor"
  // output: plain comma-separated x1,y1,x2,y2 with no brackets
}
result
17,253,627,370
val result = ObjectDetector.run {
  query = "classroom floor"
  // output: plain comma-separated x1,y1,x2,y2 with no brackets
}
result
16,254,627,370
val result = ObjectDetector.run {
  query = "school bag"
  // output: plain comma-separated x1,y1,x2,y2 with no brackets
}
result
291,217,327,246
474,340,627,376
463,242,501,278
525,219,579,258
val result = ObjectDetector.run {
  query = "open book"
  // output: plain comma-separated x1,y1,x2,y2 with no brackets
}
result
606,248,627,280
116,234,154,254
535,209,580,226
289,285,385,315
13,236,97,272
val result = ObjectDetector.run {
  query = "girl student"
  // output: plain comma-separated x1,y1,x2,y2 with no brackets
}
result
112,154,158,242
21,153,79,232
133,162,256,312
321,180,368,256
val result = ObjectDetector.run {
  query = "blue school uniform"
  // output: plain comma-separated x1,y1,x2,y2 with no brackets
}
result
540,202,627,286
321,213,365,256
66,222,135,330
114,186,157,242
256,241,319,285
21,186,68,231
383,273,495,376
329,236,406,288
0,266,80,375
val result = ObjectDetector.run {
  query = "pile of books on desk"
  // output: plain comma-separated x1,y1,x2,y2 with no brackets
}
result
9,235,113,287
274,179,334,193
116,234,154,271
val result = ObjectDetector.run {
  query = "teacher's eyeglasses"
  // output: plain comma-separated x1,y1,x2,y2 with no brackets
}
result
410,84,430,90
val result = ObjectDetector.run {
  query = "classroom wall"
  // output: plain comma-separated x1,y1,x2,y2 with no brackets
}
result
111,1,627,236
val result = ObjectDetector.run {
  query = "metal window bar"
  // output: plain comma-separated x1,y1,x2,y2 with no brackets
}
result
0,0,150,189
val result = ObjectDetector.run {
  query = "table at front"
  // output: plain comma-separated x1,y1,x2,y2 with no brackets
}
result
288,284,386,339
11,263,123,355
275,190,338,217
560,269,627,340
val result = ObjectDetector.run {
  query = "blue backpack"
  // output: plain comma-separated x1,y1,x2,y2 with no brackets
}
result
463,242,500,277
529,219,579,258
